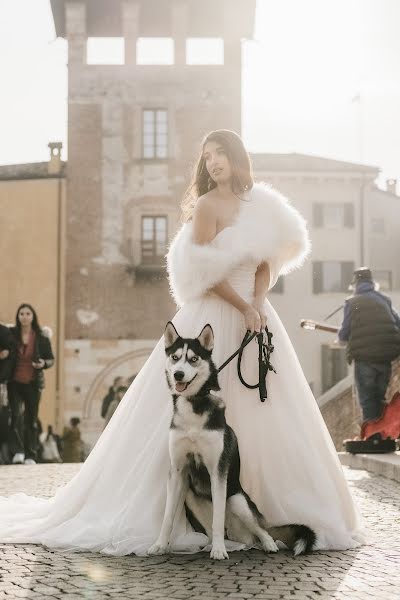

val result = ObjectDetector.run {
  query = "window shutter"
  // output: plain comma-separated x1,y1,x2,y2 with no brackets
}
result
344,203,354,228
341,262,355,292
313,262,323,294
313,203,323,228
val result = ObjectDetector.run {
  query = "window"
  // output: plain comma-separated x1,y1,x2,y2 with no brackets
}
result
86,37,125,65
269,277,284,294
142,110,168,159
313,262,354,293
141,216,167,264
370,217,385,235
137,38,174,65
373,270,392,291
186,38,224,65
313,203,354,229
321,344,348,393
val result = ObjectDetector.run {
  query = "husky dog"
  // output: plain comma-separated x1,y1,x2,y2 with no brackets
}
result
148,322,316,560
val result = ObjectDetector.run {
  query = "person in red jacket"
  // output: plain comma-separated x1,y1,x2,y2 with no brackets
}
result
8,304,54,465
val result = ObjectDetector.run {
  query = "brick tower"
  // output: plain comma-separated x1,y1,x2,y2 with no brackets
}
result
50,0,255,443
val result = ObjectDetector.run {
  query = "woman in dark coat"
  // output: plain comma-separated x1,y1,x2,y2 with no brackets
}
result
0,323,15,385
8,304,54,465
0,323,15,463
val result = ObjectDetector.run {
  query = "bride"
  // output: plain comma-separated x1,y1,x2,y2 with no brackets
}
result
0,129,364,556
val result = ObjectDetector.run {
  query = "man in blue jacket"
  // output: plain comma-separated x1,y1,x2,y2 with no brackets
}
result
338,268,400,422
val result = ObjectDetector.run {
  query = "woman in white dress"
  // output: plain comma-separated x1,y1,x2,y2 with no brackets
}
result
0,130,364,556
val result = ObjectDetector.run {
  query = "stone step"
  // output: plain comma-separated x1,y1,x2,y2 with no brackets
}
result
338,450,400,482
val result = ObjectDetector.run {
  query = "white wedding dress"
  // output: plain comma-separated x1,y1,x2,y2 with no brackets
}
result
0,230,364,555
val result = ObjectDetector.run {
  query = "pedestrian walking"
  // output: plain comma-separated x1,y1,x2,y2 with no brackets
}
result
8,304,54,465
0,322,15,463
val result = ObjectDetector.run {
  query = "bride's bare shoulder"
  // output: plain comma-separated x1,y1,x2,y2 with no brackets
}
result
192,192,218,242
193,191,218,218
195,190,216,212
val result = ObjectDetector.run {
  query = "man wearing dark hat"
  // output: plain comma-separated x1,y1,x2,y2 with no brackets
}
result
338,267,400,422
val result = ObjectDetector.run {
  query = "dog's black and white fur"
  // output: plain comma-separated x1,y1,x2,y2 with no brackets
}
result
147,322,316,560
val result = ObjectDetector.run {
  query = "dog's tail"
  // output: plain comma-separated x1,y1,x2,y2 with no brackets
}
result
266,524,316,556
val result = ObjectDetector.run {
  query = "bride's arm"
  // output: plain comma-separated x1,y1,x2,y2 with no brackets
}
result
192,198,261,332
252,262,270,329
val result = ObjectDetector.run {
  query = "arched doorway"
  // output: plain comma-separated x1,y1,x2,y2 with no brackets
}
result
81,346,155,449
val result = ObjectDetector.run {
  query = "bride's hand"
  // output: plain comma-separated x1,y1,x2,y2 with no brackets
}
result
252,299,267,330
241,304,261,333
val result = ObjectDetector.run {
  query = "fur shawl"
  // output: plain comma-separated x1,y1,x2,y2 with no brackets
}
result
166,182,311,307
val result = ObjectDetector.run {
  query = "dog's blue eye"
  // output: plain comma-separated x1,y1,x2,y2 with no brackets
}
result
190,357,198,363
171,355,179,361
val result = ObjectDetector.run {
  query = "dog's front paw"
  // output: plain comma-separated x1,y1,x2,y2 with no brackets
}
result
261,534,279,553
210,541,229,560
147,542,169,556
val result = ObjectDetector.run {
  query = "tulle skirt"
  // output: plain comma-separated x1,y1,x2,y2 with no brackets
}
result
0,291,365,555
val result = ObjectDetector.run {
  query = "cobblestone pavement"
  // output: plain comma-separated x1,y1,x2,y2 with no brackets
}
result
0,464,399,600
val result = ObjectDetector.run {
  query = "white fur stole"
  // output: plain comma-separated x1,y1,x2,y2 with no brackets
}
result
166,183,311,307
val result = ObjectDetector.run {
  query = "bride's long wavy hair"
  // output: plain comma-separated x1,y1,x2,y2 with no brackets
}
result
181,129,254,222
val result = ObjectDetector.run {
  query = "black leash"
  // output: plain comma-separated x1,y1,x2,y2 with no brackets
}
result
217,326,276,402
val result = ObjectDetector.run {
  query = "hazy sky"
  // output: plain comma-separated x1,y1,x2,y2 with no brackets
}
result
0,0,399,186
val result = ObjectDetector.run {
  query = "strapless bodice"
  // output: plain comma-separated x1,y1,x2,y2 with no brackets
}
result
224,261,259,302
210,228,259,302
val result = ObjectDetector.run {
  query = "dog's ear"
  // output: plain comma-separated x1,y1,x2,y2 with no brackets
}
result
197,324,214,352
164,321,179,348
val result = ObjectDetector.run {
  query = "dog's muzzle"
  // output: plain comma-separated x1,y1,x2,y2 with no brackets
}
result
174,373,197,393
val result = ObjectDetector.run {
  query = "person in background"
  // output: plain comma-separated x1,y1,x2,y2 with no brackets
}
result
8,304,54,465
62,417,82,463
0,322,15,386
40,425,62,463
104,385,128,427
101,376,125,421
338,267,400,422
0,322,15,463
